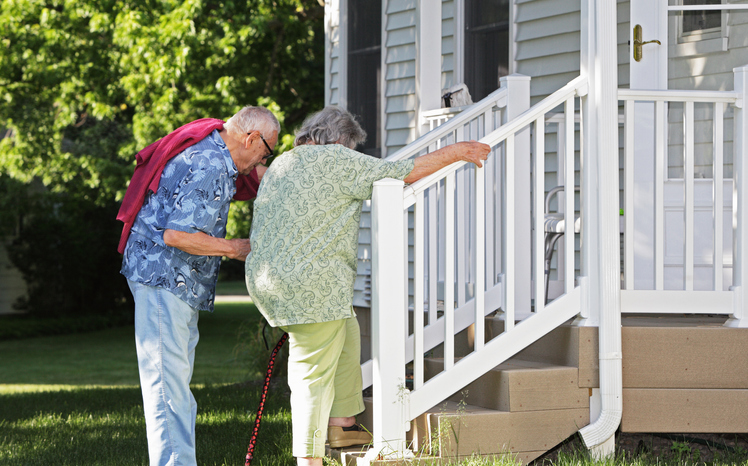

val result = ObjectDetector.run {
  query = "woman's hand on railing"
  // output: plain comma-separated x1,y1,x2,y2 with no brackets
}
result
451,140,491,168
403,140,491,184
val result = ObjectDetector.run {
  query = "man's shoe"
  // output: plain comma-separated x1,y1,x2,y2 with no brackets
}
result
327,424,372,448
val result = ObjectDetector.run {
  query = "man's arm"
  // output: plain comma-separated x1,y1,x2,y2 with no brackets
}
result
403,141,490,184
163,229,252,261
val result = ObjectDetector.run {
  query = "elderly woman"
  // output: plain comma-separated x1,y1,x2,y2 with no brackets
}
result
245,106,489,466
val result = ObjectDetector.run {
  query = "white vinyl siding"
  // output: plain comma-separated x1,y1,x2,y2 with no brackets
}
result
327,0,343,106
384,0,418,155
514,0,580,103
513,0,630,103
442,0,456,89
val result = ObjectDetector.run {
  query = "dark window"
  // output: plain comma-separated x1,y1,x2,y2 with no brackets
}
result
465,0,510,102
683,0,721,34
348,0,382,158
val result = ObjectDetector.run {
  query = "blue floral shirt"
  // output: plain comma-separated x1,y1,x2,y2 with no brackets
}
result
121,130,237,311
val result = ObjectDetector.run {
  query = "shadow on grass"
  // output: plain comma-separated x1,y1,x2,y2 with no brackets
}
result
0,383,293,466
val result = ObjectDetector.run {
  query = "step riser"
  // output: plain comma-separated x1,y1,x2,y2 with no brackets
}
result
425,358,587,412
429,408,589,457
489,320,600,388
451,366,588,412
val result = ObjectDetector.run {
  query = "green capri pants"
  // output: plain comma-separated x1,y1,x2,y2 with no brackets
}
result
280,316,365,458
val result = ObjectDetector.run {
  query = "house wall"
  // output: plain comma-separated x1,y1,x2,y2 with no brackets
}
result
441,0,456,90
326,0,344,107
513,0,630,104
384,0,418,155
328,1,748,304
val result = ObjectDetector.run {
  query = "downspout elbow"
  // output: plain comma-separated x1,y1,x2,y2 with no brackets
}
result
579,355,623,450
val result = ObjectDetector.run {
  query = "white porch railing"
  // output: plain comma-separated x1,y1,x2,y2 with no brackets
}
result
367,75,589,456
359,75,530,389
617,69,748,325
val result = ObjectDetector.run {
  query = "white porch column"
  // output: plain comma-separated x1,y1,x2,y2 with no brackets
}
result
577,0,623,458
417,0,442,136
369,178,410,458
501,75,532,316
728,66,748,328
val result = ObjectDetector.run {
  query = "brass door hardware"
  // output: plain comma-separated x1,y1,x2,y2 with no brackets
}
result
633,24,661,62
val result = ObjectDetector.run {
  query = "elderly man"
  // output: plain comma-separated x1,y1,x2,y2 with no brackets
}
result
245,106,489,466
118,106,279,466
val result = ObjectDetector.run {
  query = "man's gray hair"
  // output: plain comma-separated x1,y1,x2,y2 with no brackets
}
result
225,106,280,139
294,106,367,148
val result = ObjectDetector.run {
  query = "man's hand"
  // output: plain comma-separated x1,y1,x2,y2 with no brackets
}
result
164,229,251,261
226,238,252,261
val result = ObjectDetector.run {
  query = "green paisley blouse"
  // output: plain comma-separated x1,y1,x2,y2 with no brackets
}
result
245,144,415,327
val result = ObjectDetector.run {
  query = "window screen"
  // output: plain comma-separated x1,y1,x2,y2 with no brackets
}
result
465,0,510,101
348,0,382,158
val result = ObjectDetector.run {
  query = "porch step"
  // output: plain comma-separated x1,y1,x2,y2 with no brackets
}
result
424,358,589,412
405,357,590,463
487,318,600,388
411,400,587,464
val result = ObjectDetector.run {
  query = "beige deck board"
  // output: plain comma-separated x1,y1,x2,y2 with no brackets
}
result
622,389,748,433
429,404,589,456
622,326,748,389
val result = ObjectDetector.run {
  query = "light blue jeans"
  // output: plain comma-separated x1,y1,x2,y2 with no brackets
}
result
128,279,200,466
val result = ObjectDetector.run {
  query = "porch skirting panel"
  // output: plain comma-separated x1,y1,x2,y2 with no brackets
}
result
622,389,748,433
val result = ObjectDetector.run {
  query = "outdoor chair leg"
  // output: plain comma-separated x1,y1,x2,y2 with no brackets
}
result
544,232,563,304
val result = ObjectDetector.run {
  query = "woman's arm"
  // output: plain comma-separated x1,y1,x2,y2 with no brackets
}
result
403,141,490,184
163,229,252,261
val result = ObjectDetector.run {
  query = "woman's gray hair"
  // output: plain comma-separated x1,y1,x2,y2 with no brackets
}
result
294,106,367,148
225,106,280,139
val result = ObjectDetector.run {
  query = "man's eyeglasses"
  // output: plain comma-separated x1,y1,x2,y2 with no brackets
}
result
251,132,275,160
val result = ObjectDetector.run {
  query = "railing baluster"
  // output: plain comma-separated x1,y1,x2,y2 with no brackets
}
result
505,134,515,331
428,183,438,325
684,101,695,291
456,125,467,307
714,102,725,291
445,171,456,369
457,168,467,306
565,96,575,294
484,109,496,289
656,100,666,290
534,116,546,313
414,192,425,389
625,100,635,290
474,155,485,350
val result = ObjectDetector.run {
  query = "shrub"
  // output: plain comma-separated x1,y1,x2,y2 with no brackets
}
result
7,192,132,318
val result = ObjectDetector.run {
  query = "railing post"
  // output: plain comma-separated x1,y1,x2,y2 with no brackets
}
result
369,179,410,458
500,74,532,316
728,66,748,328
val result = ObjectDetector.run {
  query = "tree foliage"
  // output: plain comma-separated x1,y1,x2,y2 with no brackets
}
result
0,0,324,314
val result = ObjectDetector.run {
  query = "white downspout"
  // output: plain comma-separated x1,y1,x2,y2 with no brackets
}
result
578,0,622,457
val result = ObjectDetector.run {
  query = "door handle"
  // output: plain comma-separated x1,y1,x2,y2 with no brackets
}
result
633,24,661,62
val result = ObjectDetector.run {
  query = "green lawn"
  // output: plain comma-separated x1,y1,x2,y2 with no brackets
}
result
0,299,294,466
1,294,746,466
